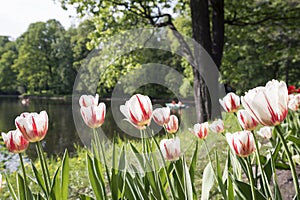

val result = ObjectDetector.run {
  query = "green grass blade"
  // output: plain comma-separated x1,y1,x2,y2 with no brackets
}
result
17,173,26,200
31,162,47,196
50,166,61,200
86,153,106,200
61,149,69,200
79,194,95,200
201,162,214,200
5,174,18,200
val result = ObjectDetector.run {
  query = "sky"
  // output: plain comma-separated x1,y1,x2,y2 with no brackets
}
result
0,0,78,39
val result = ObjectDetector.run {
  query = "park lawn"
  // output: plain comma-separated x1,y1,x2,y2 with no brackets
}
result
0,112,240,199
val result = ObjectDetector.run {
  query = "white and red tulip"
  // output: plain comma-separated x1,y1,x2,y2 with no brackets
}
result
120,94,152,129
152,107,170,126
15,111,48,142
209,119,224,133
219,92,240,113
288,94,300,111
189,122,209,139
237,109,259,131
165,115,179,134
159,137,181,161
79,94,99,107
80,103,106,128
241,80,288,126
2,129,29,153
257,126,273,140
226,131,256,157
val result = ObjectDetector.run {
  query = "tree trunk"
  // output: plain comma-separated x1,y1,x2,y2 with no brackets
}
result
190,0,213,122
189,0,225,122
211,0,224,68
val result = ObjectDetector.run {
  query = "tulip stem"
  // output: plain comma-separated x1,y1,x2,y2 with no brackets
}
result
203,140,227,200
18,153,28,199
36,141,50,195
251,131,273,199
245,157,256,200
233,112,243,131
275,125,300,199
93,129,111,187
147,130,176,200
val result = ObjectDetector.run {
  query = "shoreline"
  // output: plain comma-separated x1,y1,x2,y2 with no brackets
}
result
0,94,195,104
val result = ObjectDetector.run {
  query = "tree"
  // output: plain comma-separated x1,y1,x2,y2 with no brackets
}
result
0,37,18,94
221,0,300,93
68,19,96,71
59,0,300,122
13,20,75,94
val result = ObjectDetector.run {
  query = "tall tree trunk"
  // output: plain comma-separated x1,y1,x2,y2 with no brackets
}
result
211,0,224,68
189,0,225,122
190,0,213,122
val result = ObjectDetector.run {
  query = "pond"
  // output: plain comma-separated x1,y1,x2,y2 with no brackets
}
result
0,97,81,159
0,96,197,171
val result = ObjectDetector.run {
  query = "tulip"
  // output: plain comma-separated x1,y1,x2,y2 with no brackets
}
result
165,115,179,134
226,131,256,157
152,107,170,126
257,126,272,140
15,111,48,142
209,119,224,133
288,94,300,111
189,122,209,139
237,109,259,131
241,80,288,126
120,94,152,129
219,92,240,113
79,94,99,107
159,137,180,161
288,85,296,94
80,103,106,128
2,129,29,153
288,85,300,94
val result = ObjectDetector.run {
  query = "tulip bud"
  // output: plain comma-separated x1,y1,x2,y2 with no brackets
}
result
226,131,256,157
237,109,259,131
2,129,29,153
15,111,48,142
219,92,240,113
257,126,272,140
152,107,170,126
120,94,152,129
79,94,99,107
80,103,106,128
165,115,179,134
159,137,181,161
189,122,209,139
288,94,300,111
209,119,224,133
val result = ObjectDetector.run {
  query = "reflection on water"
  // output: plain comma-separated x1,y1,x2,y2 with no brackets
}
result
0,97,129,158
0,96,197,171
0,97,81,160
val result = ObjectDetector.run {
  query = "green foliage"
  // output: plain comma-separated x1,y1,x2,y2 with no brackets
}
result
0,36,18,94
221,0,300,94
0,19,95,96
12,20,74,94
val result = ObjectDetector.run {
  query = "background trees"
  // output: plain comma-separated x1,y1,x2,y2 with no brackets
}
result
0,0,299,122
59,0,300,122
0,19,94,95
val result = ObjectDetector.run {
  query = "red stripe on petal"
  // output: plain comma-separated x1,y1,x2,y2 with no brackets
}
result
32,116,39,137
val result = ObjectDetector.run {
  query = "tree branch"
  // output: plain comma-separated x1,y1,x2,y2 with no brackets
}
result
225,8,300,26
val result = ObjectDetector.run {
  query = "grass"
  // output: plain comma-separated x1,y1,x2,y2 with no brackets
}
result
0,112,242,199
